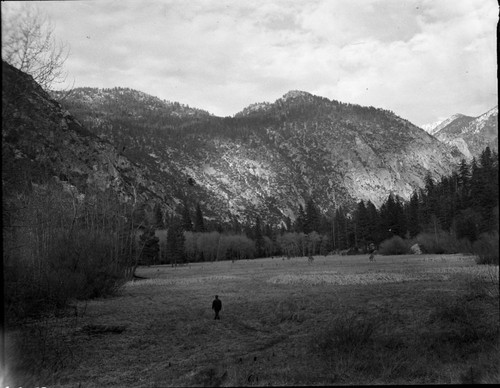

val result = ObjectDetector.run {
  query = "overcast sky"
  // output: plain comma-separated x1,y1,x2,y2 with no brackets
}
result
2,0,498,126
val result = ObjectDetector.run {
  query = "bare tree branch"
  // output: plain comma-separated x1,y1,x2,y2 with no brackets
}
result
1,3,70,90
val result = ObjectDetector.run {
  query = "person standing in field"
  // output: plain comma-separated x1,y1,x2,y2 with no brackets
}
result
212,295,222,320
368,243,376,262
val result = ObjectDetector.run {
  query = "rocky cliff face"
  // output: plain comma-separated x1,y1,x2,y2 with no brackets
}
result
433,107,498,159
51,86,464,225
2,61,171,214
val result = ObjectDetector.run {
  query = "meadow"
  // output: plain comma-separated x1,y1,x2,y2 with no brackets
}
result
4,253,499,386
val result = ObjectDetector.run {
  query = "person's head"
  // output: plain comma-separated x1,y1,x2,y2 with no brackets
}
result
215,295,219,299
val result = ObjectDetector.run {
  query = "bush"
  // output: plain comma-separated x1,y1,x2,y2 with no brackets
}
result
378,236,409,255
415,231,467,254
472,232,499,265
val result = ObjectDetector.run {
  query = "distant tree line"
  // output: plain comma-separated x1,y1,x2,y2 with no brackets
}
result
138,147,497,265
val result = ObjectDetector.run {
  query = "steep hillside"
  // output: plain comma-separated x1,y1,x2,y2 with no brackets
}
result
434,107,498,159
54,87,463,224
2,61,172,217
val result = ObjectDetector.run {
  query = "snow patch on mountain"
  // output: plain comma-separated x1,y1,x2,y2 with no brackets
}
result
421,120,444,135
422,114,466,135
470,106,498,134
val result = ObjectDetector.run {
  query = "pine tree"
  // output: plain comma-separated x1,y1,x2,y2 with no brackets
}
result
139,227,160,264
153,203,164,229
379,194,406,238
305,197,320,233
354,201,369,250
366,201,380,244
284,216,292,233
166,218,186,265
194,202,205,232
254,216,265,257
470,157,483,212
407,191,420,237
334,206,348,249
458,158,471,209
181,200,193,231
294,204,306,233
475,147,498,231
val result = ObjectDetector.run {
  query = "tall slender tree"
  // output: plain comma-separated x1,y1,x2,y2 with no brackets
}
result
194,202,205,232
294,204,306,233
181,200,193,231
304,197,320,233
254,216,265,258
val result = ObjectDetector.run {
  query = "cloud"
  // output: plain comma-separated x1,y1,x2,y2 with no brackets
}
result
6,0,496,124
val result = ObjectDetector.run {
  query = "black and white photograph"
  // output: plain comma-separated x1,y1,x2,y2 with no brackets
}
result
2,0,498,386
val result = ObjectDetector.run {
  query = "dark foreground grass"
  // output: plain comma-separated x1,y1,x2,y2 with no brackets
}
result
3,254,499,386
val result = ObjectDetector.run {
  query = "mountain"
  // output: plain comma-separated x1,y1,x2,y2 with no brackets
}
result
433,106,498,159
2,61,171,214
48,86,463,225
421,113,474,136
3,61,465,227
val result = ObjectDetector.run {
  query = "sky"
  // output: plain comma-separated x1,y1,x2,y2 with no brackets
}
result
2,0,498,126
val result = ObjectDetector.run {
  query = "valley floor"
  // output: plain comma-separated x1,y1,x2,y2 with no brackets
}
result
4,254,500,386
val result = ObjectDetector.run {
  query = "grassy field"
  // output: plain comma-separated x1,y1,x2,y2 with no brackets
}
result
4,253,499,386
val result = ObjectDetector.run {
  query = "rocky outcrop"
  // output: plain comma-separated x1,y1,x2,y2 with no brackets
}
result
2,61,171,212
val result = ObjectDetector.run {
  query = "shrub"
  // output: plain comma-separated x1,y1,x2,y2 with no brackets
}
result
472,231,499,265
415,231,464,254
378,235,409,255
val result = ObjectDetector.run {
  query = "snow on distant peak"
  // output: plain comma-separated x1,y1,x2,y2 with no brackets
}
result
468,106,498,134
421,114,465,135
477,106,498,122
421,120,444,134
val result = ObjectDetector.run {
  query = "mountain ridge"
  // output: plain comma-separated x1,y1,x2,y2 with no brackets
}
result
433,106,498,159
51,84,464,224
3,61,470,227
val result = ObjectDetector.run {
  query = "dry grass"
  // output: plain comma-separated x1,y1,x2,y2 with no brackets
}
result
4,254,499,386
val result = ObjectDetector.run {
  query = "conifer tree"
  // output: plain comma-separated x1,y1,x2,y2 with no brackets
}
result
354,201,370,250
294,204,306,233
379,194,406,238
334,206,348,249
305,197,321,233
166,217,186,265
458,158,470,200
406,191,420,237
366,200,380,244
181,200,193,231
194,202,205,232
154,203,164,228
254,216,265,257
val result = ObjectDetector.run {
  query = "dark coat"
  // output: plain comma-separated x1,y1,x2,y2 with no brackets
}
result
212,298,222,312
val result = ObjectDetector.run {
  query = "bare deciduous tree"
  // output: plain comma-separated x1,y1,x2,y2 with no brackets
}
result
1,3,70,90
